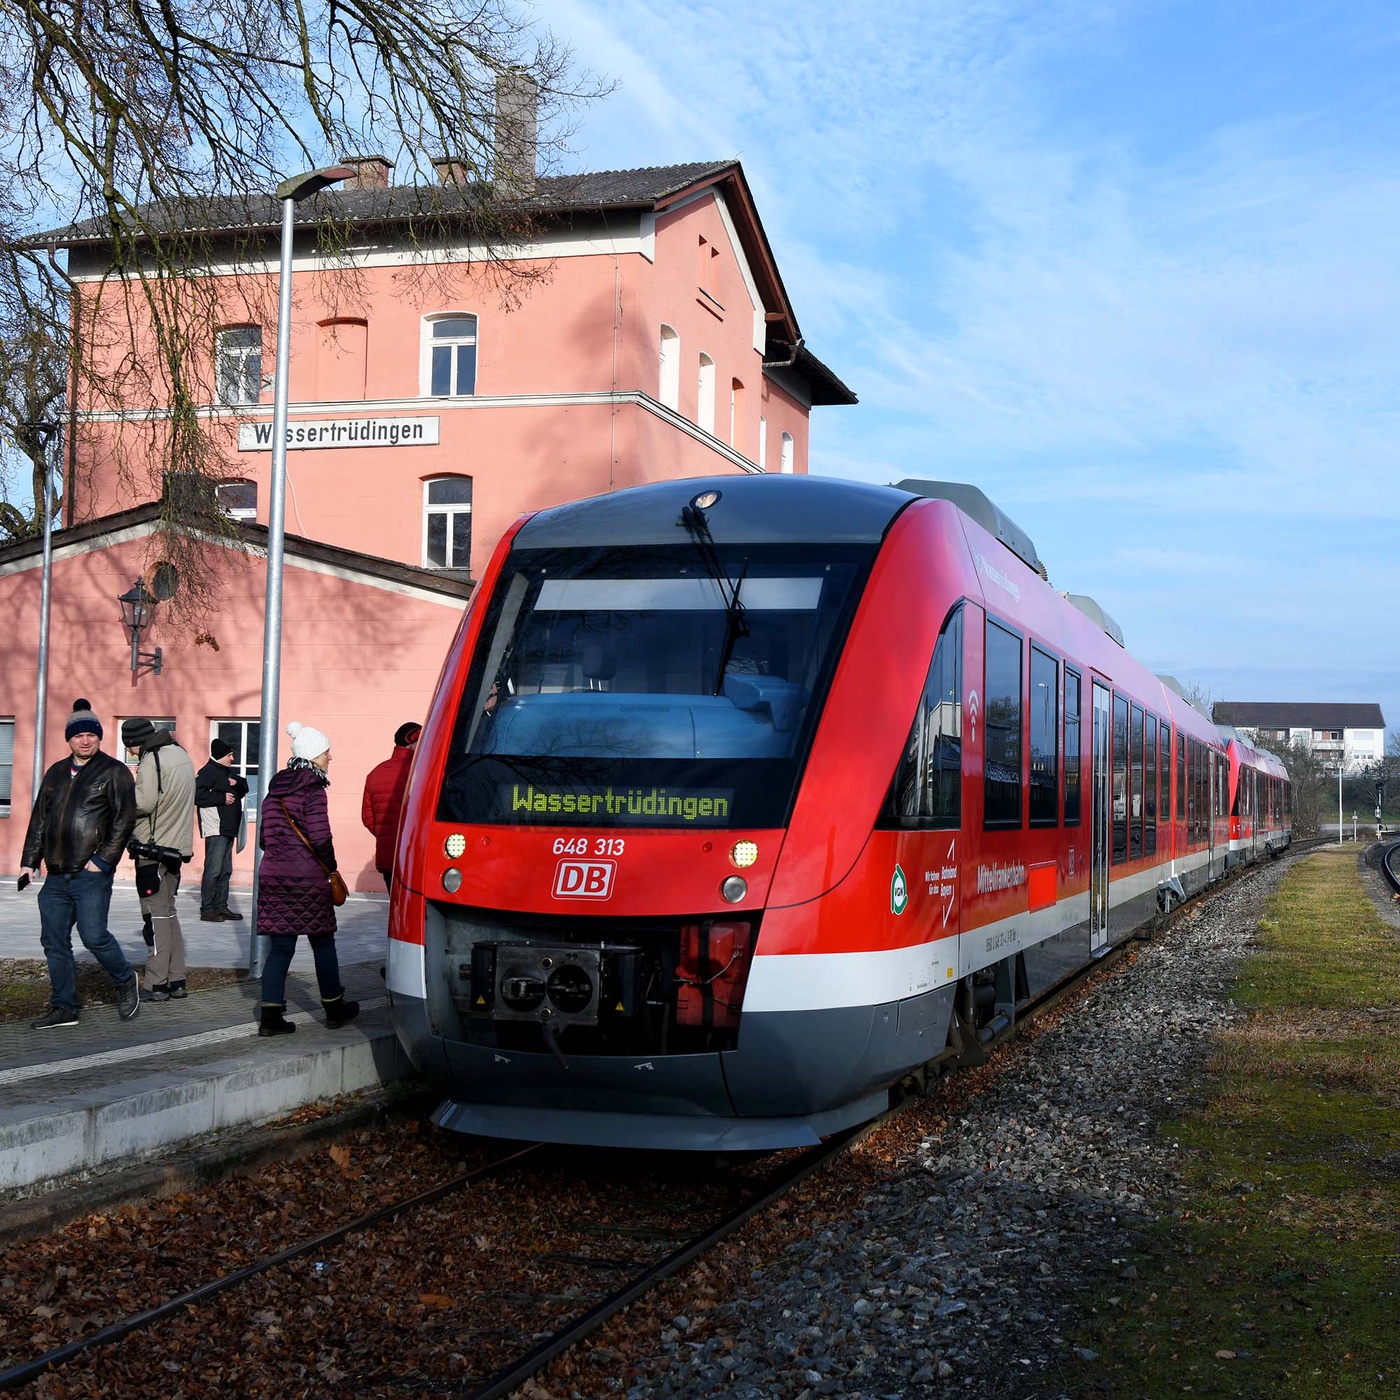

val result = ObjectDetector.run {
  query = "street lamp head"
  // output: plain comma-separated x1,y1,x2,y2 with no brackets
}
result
118,578,159,638
274,165,357,203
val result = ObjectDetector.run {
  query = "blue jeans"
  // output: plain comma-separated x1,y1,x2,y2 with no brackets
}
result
201,835,233,912
38,870,135,1012
262,934,343,1007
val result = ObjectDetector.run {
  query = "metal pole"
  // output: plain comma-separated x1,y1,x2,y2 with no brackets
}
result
1338,764,1343,845
31,437,56,799
249,192,298,977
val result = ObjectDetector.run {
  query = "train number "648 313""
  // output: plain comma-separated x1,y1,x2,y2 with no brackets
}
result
552,837,627,856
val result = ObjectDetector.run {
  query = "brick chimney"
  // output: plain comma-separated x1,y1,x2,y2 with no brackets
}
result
494,67,538,199
338,154,392,190
432,157,471,186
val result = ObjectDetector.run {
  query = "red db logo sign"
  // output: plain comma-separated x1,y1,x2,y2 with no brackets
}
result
552,859,616,900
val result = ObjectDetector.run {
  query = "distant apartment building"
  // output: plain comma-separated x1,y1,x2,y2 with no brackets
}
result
0,82,854,885
1211,702,1388,774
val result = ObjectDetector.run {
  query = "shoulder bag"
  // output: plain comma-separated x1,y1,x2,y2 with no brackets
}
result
278,797,348,906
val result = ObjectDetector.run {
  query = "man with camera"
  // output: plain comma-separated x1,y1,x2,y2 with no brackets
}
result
21,700,142,1029
122,718,195,1002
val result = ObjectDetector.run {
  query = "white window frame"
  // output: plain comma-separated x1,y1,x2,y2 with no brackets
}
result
216,326,263,407
780,431,794,474
210,718,262,815
697,353,716,434
658,325,680,409
758,416,767,471
0,717,13,817
423,476,473,571
420,313,479,397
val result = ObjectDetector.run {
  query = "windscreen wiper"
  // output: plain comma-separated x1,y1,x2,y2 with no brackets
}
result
678,500,749,695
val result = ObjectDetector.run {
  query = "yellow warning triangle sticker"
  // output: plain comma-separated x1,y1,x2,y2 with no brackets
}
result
475,995,486,1005
615,1001,625,1012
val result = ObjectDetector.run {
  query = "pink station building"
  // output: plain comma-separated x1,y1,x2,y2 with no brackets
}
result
0,139,855,891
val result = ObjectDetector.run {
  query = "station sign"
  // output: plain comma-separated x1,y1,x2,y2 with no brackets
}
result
238,415,440,451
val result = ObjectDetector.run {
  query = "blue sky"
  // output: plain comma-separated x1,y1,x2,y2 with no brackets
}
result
539,0,1400,747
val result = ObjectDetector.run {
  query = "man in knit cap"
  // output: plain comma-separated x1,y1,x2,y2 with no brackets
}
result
195,737,248,920
122,717,196,1002
20,700,142,1029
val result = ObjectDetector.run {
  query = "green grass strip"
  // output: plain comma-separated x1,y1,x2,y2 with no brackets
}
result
1071,852,1400,1398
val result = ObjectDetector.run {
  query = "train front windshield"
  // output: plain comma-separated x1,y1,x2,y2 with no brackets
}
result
437,542,873,829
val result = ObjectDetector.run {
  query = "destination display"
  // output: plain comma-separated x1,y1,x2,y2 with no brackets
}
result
501,782,736,825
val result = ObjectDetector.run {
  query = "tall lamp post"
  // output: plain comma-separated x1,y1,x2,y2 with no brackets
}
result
249,165,354,977
20,420,60,801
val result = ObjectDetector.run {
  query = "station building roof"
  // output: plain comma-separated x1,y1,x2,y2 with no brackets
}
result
1212,701,1387,731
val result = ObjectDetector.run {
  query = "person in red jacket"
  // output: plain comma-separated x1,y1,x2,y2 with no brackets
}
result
360,722,420,892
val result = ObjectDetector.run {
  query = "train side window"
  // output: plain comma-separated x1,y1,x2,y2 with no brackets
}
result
1029,645,1058,826
1112,694,1128,863
1160,722,1171,827
1176,726,1185,825
1187,738,1197,842
1063,668,1082,825
1145,714,1158,857
984,620,1023,828
1130,704,1144,859
880,605,962,829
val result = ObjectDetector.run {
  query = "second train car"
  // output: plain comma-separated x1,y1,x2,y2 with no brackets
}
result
386,475,1290,1149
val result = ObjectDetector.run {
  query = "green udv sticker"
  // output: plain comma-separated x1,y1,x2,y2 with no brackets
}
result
891,864,908,915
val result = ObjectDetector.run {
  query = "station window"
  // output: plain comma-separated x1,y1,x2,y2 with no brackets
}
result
211,719,262,815
1112,695,1128,864
216,326,263,406
215,480,257,522
1063,669,1081,826
658,325,680,409
1145,715,1158,857
0,717,13,816
1029,646,1058,826
424,476,473,571
424,314,478,396
881,605,962,829
984,621,1023,828
697,354,716,433
780,431,795,474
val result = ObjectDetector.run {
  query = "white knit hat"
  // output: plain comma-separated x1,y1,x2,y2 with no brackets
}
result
286,720,330,760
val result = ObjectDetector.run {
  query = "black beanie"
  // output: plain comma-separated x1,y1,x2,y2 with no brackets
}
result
211,738,234,760
121,716,157,750
394,722,423,747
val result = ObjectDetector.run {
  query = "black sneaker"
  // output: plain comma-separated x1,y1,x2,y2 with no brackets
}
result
32,1006,80,1030
167,981,188,999
142,984,170,1004
118,975,142,1019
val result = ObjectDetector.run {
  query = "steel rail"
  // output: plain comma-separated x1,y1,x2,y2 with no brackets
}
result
1382,839,1400,896
458,1118,884,1400
0,1143,542,1393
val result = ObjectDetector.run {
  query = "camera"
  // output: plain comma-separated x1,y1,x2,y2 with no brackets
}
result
128,840,187,868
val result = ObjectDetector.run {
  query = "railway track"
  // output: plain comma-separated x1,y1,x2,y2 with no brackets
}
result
0,856,1291,1398
1381,838,1400,896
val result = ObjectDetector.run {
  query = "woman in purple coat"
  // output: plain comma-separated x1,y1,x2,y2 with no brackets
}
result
256,721,359,1035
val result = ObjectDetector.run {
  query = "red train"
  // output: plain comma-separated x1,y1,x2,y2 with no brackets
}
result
386,476,1290,1150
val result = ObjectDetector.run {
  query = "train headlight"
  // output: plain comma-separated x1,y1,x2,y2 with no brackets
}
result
721,875,748,903
729,840,759,869
442,866,463,893
445,832,467,858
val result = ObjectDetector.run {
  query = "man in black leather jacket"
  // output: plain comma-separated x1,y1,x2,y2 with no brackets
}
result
20,700,142,1029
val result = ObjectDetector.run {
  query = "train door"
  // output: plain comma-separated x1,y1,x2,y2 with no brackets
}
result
1208,752,1218,879
1091,681,1111,953
1250,771,1259,860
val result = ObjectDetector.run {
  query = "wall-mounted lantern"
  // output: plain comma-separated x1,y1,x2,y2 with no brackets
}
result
118,579,162,676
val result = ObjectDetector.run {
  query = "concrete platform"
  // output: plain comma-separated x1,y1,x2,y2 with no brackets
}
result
0,882,416,1196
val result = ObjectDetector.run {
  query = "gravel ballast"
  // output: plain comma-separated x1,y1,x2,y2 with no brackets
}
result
549,855,1297,1400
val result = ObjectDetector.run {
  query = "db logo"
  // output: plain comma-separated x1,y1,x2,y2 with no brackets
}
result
552,859,616,900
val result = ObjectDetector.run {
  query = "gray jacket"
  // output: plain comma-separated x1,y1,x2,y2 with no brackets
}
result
132,732,196,857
